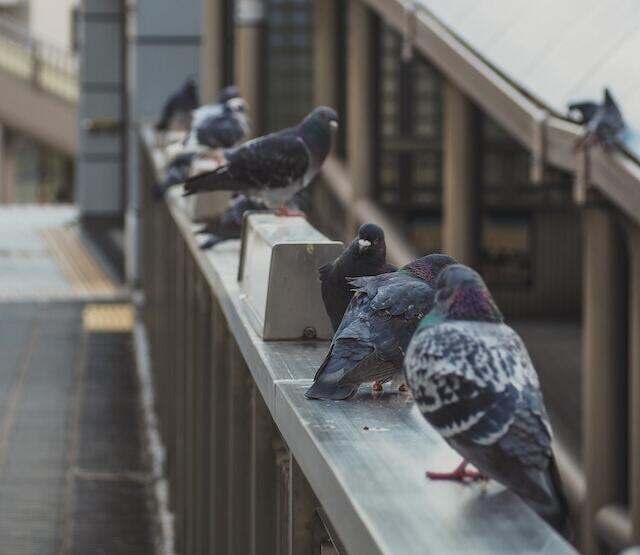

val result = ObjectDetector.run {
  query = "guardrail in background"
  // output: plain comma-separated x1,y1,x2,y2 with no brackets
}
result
138,126,577,554
0,15,77,102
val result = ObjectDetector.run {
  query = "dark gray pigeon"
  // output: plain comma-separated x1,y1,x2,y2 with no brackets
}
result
194,102,250,149
156,76,199,132
196,194,268,250
183,107,338,213
305,254,456,401
403,264,568,533
572,88,625,150
319,223,396,332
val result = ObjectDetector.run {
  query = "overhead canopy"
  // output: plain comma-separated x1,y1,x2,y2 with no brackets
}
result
416,0,640,157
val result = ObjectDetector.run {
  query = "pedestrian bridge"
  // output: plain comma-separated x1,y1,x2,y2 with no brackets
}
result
0,16,77,156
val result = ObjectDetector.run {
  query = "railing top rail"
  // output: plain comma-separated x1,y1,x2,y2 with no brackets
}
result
142,127,577,555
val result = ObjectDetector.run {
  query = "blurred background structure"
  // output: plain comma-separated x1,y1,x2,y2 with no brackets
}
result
0,0,639,554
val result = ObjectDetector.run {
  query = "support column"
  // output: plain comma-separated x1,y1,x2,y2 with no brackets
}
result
583,206,627,554
201,0,230,102
347,0,374,204
629,223,640,544
235,0,265,135
126,0,202,287
442,80,480,266
313,0,338,109
0,125,16,204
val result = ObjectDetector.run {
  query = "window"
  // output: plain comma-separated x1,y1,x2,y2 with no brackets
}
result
264,0,313,131
374,22,443,210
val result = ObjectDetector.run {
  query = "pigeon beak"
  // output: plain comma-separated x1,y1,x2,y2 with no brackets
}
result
358,239,371,252
330,120,339,130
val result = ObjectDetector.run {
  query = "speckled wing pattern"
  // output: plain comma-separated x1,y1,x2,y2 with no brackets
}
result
405,321,553,467
306,271,434,400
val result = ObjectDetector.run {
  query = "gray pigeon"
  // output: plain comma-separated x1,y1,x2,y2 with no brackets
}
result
183,107,338,213
572,88,625,150
403,264,568,532
196,194,268,250
153,149,200,199
319,223,396,332
305,254,456,400
156,76,199,132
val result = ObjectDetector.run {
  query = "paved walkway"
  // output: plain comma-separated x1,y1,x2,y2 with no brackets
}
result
0,206,154,554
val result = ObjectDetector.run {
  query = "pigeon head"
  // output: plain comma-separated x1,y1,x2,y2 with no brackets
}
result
217,85,241,103
225,96,248,114
299,107,339,165
402,254,456,286
353,223,386,258
434,264,503,322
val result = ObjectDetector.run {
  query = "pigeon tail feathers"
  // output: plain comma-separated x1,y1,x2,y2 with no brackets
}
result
304,379,358,401
183,166,242,196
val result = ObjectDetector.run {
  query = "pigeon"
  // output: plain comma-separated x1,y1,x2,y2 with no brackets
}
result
185,86,245,141
319,223,396,331
156,76,199,132
403,264,568,532
184,87,250,150
195,194,269,250
571,88,625,150
183,106,338,214
305,254,456,401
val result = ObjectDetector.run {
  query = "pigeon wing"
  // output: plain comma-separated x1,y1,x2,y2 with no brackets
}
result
225,130,309,191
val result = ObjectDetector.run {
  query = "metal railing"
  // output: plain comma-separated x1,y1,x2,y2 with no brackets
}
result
0,15,78,102
137,127,577,554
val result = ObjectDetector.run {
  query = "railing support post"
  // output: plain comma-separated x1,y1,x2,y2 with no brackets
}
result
288,455,317,555
629,223,640,544
209,303,230,554
583,206,628,553
250,383,277,555
442,80,480,267
227,341,252,554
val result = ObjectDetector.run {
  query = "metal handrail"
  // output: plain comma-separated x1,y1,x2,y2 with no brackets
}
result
0,14,78,101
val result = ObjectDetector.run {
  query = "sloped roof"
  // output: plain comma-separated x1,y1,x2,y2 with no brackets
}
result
416,0,640,157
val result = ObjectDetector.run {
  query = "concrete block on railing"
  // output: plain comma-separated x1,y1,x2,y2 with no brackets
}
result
238,213,343,340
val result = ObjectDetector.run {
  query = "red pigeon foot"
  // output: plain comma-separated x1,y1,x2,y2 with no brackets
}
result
426,460,487,483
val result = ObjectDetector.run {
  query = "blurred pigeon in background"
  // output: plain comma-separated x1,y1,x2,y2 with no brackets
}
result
184,86,250,150
155,76,199,132
153,149,201,199
196,194,268,250
183,107,338,214
305,254,456,400
319,223,396,331
404,264,568,533
570,88,625,150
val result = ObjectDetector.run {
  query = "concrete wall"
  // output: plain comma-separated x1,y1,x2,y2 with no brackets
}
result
29,0,78,49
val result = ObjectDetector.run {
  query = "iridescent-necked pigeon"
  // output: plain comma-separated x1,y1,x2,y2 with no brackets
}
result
319,223,396,332
305,254,456,400
404,264,568,532
183,107,338,214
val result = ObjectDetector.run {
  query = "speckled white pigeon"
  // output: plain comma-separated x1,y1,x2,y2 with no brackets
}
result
403,264,568,533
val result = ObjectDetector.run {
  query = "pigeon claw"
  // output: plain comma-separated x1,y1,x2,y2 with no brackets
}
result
398,383,408,392
426,460,487,483
372,381,383,392
276,206,306,218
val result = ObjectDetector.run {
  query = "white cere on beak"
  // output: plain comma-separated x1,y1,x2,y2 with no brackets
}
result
358,239,371,250
330,120,339,129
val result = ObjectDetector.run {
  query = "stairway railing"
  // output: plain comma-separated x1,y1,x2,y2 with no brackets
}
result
0,15,78,102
